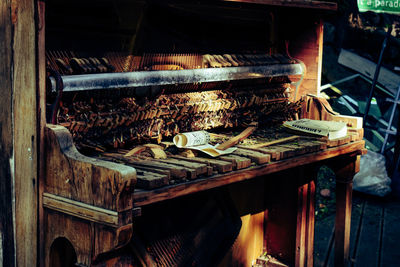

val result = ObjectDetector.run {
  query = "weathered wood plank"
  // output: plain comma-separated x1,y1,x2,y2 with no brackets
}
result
326,197,364,266
313,214,335,267
380,201,400,266
12,0,37,266
314,196,365,267
45,125,137,212
219,155,252,170
330,156,359,267
44,211,92,266
353,199,383,267
338,49,400,96
233,148,271,164
239,146,282,160
295,181,308,267
43,193,119,226
347,198,364,266
135,169,169,189
298,140,325,153
278,143,308,156
270,145,297,159
37,1,46,266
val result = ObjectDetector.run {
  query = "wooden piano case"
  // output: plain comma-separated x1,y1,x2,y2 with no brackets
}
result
35,1,365,267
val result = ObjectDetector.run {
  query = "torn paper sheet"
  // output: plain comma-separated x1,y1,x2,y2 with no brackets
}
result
173,131,236,157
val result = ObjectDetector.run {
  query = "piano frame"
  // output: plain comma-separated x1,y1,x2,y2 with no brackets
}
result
42,121,364,266
0,0,366,267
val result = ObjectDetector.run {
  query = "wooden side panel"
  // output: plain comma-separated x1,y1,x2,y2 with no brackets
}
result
0,0,15,266
296,182,308,267
44,125,137,212
44,210,92,267
295,169,317,267
264,166,317,267
281,12,324,99
221,179,265,267
229,212,264,266
12,0,38,266
44,210,132,267
264,169,298,265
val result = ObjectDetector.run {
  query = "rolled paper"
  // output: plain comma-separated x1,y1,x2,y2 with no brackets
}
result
173,131,210,148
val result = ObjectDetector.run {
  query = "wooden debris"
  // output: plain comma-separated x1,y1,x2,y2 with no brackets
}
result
148,147,167,159
125,146,146,157
244,135,300,149
216,122,258,150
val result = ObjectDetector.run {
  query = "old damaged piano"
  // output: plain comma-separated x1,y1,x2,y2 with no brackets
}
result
39,1,365,266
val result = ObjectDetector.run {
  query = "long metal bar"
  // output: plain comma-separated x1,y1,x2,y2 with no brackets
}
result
49,63,304,93
363,25,393,127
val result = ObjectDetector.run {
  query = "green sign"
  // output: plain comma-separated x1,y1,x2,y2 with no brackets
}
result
358,0,400,14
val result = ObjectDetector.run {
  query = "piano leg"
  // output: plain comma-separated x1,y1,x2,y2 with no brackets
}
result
329,155,360,267
295,166,318,267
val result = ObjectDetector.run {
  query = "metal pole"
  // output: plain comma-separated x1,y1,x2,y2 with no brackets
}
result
381,84,400,153
363,25,393,127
